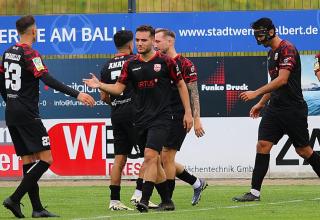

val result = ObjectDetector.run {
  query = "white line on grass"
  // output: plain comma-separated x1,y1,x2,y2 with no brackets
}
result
73,197,319,220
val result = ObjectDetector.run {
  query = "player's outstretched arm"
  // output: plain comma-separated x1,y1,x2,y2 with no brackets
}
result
176,80,193,133
240,70,290,102
100,90,111,104
83,73,126,96
187,81,205,137
40,73,95,107
76,92,95,107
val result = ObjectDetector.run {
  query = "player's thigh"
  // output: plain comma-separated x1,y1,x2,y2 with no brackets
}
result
281,106,309,148
8,125,30,156
18,121,51,154
146,124,170,153
165,115,186,151
113,121,135,155
258,109,284,145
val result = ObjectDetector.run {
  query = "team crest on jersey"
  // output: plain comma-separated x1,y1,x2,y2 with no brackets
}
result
32,57,45,71
274,53,278,61
154,64,161,72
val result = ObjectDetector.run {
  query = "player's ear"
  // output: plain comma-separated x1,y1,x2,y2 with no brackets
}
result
269,29,275,36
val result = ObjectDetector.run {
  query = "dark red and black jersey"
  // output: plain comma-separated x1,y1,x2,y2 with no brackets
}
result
267,40,305,108
100,53,135,122
171,54,198,114
0,43,48,125
118,51,182,127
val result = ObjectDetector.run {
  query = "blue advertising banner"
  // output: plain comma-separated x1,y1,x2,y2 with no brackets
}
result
0,10,319,55
0,56,267,119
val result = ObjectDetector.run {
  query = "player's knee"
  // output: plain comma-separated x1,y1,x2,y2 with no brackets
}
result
115,156,127,169
144,149,158,165
295,146,313,159
256,141,272,153
161,153,174,166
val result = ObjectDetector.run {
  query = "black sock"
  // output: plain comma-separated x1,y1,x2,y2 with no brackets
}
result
307,151,320,177
176,169,197,185
11,161,50,203
155,181,170,203
109,185,121,201
136,178,143,191
140,181,155,205
23,163,44,211
251,153,270,191
166,179,175,199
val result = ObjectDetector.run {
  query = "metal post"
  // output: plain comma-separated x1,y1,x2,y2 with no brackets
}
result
128,0,136,13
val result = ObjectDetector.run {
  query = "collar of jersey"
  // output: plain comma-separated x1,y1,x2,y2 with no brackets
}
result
115,53,130,57
137,51,159,62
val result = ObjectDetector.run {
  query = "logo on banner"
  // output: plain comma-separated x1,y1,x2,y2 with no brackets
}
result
48,122,106,176
200,59,249,115
0,145,22,177
276,128,320,166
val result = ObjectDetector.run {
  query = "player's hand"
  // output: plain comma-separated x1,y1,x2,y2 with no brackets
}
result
77,92,95,107
239,90,258,102
83,73,101,89
249,103,264,118
194,117,205,137
183,111,193,133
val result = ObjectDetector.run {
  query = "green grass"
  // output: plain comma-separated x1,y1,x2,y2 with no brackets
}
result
1,184,320,219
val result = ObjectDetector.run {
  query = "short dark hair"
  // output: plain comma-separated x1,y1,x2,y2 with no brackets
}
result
113,30,133,48
16,15,35,34
155,28,176,39
251,17,275,31
136,25,155,37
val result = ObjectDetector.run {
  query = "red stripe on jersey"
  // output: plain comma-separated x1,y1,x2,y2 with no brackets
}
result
175,55,198,84
118,59,130,84
160,53,182,84
0,64,4,75
22,45,48,78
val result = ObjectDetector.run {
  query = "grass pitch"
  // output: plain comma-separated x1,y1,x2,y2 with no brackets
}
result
1,182,320,220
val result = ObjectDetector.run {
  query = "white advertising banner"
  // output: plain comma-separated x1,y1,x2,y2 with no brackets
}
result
178,116,320,178
1,117,320,179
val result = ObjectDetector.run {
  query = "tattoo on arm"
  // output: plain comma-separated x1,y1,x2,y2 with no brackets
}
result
187,81,200,118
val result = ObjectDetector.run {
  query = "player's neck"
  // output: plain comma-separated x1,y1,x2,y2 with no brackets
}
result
19,36,33,47
140,49,156,61
270,36,282,50
167,47,177,58
117,48,131,56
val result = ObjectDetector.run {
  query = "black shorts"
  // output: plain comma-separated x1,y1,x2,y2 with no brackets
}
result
136,118,170,154
165,114,187,151
258,105,309,148
8,120,51,156
112,120,137,155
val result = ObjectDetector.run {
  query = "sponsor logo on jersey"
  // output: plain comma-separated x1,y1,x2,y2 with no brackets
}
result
32,57,45,71
132,67,141,71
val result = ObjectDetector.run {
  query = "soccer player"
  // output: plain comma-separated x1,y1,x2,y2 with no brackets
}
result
84,25,193,212
154,28,207,205
232,17,320,202
0,15,95,218
100,30,157,210
314,54,320,80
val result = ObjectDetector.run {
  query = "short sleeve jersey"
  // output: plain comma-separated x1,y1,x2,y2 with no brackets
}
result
118,51,182,127
267,40,305,108
171,54,198,113
100,54,135,122
0,43,48,125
